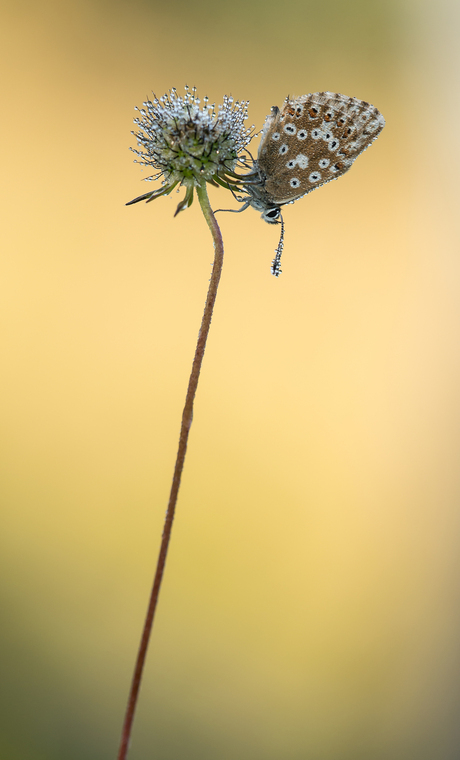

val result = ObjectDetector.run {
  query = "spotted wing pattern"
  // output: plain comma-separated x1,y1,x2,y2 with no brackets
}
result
257,91,385,205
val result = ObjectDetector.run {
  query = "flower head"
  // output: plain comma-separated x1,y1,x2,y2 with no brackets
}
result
127,86,253,215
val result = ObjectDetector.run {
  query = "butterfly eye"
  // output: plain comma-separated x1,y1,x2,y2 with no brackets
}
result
297,130,308,140
308,107,319,118
308,172,321,183
289,178,301,188
279,144,289,155
295,105,304,117
264,207,281,222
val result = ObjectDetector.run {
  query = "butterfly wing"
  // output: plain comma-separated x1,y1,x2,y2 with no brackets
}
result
257,91,385,206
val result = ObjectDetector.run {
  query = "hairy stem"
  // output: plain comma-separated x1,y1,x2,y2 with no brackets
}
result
117,183,224,760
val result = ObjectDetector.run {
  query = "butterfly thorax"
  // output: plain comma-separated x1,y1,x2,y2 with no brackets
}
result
242,168,282,223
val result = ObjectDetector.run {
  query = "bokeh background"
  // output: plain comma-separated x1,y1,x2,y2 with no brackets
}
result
2,0,460,758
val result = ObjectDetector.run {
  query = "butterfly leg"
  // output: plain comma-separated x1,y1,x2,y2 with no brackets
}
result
214,199,252,214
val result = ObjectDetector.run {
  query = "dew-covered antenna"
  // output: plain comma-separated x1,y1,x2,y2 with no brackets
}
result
271,215,285,277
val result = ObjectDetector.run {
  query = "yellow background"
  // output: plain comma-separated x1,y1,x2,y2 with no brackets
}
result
2,1,460,758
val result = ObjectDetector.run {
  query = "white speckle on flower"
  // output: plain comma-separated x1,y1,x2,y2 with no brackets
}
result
129,86,253,214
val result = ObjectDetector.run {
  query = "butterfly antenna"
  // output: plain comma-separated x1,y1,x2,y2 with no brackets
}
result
271,215,285,277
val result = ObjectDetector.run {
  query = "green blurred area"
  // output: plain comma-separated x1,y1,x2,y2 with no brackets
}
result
2,0,460,758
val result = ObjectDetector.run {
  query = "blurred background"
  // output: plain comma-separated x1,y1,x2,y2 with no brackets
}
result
1,0,460,758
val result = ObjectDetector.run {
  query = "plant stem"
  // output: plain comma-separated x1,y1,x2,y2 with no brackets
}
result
117,183,224,760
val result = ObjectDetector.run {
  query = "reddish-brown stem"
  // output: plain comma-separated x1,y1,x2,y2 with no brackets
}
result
117,183,224,760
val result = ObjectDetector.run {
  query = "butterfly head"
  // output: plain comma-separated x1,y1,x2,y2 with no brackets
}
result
240,176,282,224
245,191,281,224
262,206,282,224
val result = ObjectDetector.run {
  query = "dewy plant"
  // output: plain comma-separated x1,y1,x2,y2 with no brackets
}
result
117,84,384,760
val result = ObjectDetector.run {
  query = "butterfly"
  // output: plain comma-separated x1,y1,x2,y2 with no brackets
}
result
227,91,385,276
